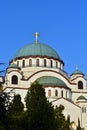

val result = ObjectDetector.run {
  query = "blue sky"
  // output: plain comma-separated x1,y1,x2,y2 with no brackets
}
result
0,0,87,76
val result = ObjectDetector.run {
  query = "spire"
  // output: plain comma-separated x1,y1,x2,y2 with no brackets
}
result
34,32,39,43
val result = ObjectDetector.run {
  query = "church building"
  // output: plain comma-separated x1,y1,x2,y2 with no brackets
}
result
3,33,87,129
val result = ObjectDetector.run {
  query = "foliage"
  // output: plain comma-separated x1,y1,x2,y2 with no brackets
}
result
77,118,84,130
66,115,71,130
0,92,10,130
24,81,56,130
7,94,24,130
0,82,84,130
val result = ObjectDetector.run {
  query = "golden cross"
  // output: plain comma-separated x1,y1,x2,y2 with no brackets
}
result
34,32,39,43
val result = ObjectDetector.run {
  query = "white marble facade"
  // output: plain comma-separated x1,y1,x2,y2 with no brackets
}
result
3,35,87,129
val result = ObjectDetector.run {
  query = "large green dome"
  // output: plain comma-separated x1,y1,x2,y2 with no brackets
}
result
13,42,60,59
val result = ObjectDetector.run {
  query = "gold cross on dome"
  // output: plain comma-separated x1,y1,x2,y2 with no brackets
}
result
34,32,39,43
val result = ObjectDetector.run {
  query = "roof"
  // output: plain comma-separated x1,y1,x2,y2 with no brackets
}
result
13,42,60,59
36,76,67,87
71,69,84,76
8,63,21,69
77,95,87,100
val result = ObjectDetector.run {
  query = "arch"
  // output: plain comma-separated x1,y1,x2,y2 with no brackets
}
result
36,59,39,66
44,59,47,67
55,90,58,96
17,61,19,66
12,75,18,84
50,60,53,68
29,59,32,67
61,90,63,97
22,60,25,67
27,70,71,88
48,89,51,96
78,81,83,89
82,106,86,113
56,61,58,68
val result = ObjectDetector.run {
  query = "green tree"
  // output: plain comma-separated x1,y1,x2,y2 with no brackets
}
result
77,118,84,130
0,92,10,130
24,81,56,130
66,115,71,130
54,105,69,130
7,94,24,130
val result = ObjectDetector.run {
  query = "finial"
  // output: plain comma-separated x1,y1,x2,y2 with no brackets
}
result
34,32,39,43
76,65,78,70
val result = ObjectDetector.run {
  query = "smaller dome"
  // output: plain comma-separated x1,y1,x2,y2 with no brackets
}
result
77,95,87,100
8,63,21,69
71,67,84,76
36,76,67,87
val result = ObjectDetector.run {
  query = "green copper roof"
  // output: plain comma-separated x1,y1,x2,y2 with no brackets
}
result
71,69,84,76
8,63,20,69
36,76,67,87
77,95,87,100
13,42,60,59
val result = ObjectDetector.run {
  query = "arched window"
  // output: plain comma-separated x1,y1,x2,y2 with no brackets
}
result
29,59,32,67
55,90,58,96
22,60,25,67
17,61,19,66
61,90,63,97
48,90,51,97
50,60,53,68
78,81,83,89
44,59,46,67
82,106,86,113
56,61,58,68
12,75,18,84
36,59,39,66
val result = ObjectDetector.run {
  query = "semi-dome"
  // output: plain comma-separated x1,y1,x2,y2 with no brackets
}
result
77,95,87,100
8,63,21,69
36,76,67,87
13,42,60,59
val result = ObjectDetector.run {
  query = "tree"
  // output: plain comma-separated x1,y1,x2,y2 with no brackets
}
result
24,82,56,130
0,92,10,130
54,105,71,130
66,115,71,130
77,118,84,130
7,94,24,130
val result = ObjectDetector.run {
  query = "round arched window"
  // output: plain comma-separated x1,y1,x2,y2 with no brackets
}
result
78,81,83,89
55,90,58,96
12,75,18,84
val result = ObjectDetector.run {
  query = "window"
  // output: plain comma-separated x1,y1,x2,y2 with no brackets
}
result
61,90,63,97
50,60,53,68
29,59,32,66
22,60,25,67
17,61,19,66
12,75,18,84
44,59,46,67
56,62,58,68
82,106,86,113
36,59,39,66
48,90,51,96
78,81,83,89
55,90,58,96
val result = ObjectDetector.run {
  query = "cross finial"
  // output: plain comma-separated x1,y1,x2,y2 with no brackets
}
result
34,32,39,43
76,65,78,70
